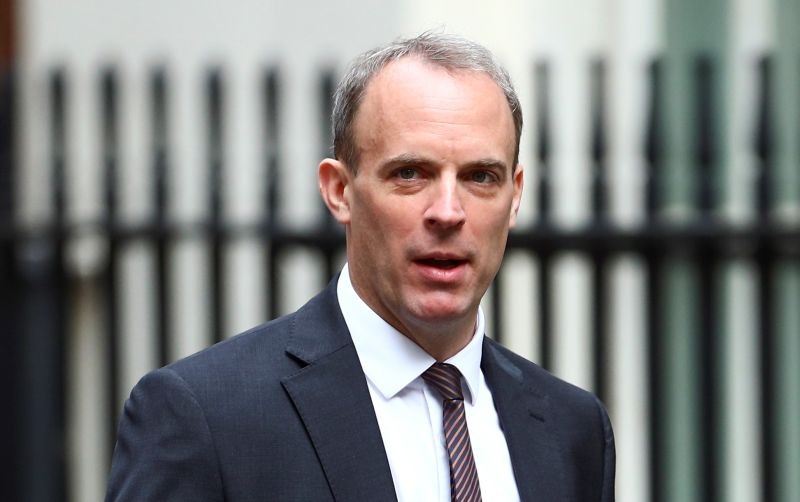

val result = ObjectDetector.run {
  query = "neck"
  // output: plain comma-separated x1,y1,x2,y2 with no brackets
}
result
395,316,477,362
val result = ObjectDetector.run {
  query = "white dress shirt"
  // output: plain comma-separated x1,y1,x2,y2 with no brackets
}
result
337,264,521,502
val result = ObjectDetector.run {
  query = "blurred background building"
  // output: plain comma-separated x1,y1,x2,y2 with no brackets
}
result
1,0,799,501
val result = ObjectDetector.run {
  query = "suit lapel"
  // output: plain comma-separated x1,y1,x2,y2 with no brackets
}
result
481,340,565,501
281,281,397,502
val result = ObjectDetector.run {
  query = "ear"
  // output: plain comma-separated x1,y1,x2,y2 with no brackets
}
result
508,164,524,228
318,158,352,224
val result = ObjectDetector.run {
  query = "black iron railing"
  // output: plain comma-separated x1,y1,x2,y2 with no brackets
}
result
1,56,798,502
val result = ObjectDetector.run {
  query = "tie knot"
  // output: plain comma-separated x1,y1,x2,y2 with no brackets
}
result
422,363,464,401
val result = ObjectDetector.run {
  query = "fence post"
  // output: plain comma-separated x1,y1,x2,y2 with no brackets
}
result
0,64,20,502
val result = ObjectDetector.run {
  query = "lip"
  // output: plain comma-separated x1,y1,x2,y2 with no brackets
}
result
411,252,469,284
416,251,467,261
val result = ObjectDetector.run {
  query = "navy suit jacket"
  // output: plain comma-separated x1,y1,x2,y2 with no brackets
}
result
107,279,615,501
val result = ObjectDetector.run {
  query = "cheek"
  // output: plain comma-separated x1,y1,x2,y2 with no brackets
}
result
362,191,416,229
476,202,513,232
472,206,514,262
353,196,414,250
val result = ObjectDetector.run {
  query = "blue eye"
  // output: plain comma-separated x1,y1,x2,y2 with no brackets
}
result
471,171,490,183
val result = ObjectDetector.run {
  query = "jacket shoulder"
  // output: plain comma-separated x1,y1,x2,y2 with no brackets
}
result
483,337,607,417
165,278,345,381
166,313,295,379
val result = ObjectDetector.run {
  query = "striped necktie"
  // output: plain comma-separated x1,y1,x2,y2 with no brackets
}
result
422,363,482,502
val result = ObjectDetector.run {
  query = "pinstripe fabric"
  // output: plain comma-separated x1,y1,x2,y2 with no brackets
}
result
422,363,482,502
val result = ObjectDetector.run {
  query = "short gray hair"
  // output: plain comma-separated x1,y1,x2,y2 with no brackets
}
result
332,31,523,171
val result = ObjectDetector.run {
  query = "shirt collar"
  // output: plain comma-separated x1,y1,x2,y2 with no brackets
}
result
337,263,485,404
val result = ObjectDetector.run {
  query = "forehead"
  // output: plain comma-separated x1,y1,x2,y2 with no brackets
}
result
352,57,515,159
361,57,508,117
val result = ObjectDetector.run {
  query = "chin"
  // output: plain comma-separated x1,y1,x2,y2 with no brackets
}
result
407,296,473,325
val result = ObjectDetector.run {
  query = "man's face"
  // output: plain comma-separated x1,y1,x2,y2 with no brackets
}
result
324,57,523,353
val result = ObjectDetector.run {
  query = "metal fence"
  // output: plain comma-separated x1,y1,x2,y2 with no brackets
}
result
1,56,799,502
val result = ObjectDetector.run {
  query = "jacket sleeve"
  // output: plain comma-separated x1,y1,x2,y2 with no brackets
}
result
596,396,616,502
106,368,224,501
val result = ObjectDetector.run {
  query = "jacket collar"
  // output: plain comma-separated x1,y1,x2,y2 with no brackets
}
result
482,339,569,501
281,278,398,501
281,277,563,501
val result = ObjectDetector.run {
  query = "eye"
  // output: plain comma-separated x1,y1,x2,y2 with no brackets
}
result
398,167,418,180
470,171,493,183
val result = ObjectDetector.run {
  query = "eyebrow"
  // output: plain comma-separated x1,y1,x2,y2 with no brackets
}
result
380,153,432,170
467,158,509,173
380,153,509,175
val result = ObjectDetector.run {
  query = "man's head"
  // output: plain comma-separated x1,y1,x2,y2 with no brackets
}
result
319,33,524,360
332,32,523,172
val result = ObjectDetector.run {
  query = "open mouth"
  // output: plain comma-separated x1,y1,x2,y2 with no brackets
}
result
415,258,465,270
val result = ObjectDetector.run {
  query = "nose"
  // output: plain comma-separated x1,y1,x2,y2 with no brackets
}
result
424,177,466,230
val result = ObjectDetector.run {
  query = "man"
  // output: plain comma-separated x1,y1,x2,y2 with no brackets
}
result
107,32,615,501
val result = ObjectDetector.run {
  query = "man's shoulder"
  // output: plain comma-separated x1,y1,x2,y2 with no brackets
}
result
127,313,298,408
167,314,293,374
482,337,605,415
163,280,343,382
